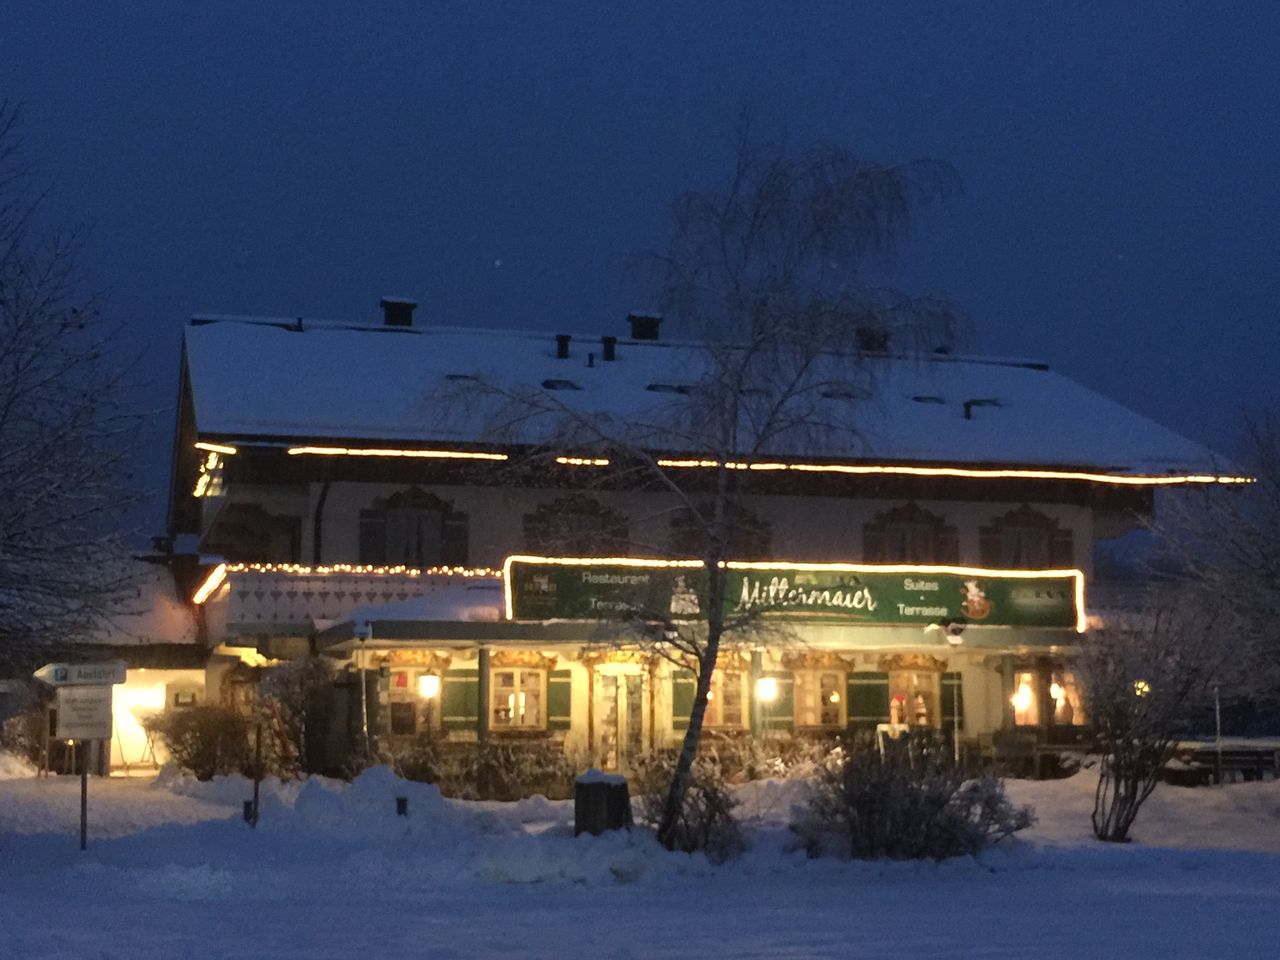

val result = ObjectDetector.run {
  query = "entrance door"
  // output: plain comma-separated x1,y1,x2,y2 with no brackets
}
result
596,672,646,771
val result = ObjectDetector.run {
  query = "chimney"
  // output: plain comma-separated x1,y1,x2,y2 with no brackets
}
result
627,312,662,341
555,334,572,359
601,336,617,361
380,297,416,327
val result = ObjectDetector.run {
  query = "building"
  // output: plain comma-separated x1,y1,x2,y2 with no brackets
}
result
164,300,1243,773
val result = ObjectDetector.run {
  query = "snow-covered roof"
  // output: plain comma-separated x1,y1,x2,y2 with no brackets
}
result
183,315,1219,473
342,582,504,627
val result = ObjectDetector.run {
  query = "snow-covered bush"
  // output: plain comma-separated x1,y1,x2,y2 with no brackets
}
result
702,733,837,782
794,736,1033,861
145,706,252,781
632,751,744,863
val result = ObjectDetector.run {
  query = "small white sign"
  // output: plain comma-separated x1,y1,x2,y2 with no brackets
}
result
35,660,127,687
55,686,113,741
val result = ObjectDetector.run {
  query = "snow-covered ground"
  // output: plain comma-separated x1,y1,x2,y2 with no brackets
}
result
1,758,1278,959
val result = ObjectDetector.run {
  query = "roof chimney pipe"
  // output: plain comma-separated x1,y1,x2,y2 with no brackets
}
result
380,297,416,327
555,334,572,359
627,313,662,341
601,336,617,361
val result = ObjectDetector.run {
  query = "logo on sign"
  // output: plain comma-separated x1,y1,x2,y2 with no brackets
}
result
54,667,68,683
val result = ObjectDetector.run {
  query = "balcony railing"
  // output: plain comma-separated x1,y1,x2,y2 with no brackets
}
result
205,563,501,639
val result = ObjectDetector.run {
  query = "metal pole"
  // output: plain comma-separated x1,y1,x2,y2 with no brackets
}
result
252,721,262,825
359,640,370,755
79,742,88,851
1214,683,1223,787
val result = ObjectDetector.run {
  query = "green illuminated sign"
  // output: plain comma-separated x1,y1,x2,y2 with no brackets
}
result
505,560,1082,630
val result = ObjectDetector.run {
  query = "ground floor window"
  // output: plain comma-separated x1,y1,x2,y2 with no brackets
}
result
492,668,545,729
1011,670,1040,726
705,668,748,728
1050,669,1087,726
388,669,442,736
889,669,940,728
795,669,845,727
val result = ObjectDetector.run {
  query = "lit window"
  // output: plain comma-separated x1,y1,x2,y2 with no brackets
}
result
1050,670,1087,725
705,669,747,728
795,670,845,727
491,669,544,729
1011,671,1039,726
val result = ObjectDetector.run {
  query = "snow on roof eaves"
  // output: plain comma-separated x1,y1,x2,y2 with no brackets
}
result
182,315,1221,473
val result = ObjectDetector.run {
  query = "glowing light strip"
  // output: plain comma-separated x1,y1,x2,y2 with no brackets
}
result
555,456,611,467
286,446,508,461
192,563,228,605
654,458,1252,487
194,442,238,455
222,561,502,578
502,554,1088,633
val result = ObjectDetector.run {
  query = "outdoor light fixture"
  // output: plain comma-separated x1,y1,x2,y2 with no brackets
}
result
1050,682,1065,702
417,674,441,699
1134,679,1152,698
755,677,779,703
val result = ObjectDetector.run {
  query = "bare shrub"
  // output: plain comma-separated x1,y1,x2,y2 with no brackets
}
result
145,706,250,781
795,736,1033,861
632,751,744,863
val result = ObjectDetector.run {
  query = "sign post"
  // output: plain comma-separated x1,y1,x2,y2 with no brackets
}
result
35,661,126,850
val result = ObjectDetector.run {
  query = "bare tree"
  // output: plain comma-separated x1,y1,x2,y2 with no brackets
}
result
1076,588,1234,842
0,103,139,665
452,126,961,850
1157,413,1280,704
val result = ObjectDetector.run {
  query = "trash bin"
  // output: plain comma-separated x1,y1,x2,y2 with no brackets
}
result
574,769,633,836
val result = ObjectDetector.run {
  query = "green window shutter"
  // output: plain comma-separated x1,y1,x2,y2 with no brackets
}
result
440,669,479,731
942,671,965,731
548,669,572,732
671,669,695,732
847,672,890,729
760,671,794,733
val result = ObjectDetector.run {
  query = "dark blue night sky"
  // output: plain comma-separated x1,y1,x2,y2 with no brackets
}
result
5,2,1278,526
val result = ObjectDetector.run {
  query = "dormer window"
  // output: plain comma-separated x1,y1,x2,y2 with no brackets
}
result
646,383,692,395
542,379,581,391
911,395,946,405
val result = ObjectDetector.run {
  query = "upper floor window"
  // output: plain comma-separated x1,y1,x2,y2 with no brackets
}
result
358,488,468,566
203,503,301,562
669,502,771,561
862,503,958,564
979,505,1073,567
523,494,630,555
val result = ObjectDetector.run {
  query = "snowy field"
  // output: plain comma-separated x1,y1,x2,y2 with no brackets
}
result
2,757,1278,960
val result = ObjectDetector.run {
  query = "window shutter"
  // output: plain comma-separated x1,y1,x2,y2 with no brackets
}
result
942,671,965,731
978,526,1002,566
442,512,469,566
440,669,479,731
862,525,884,562
358,512,386,565
1049,528,1074,567
671,669,695,732
547,669,572,732
847,672,890,729
759,671,794,733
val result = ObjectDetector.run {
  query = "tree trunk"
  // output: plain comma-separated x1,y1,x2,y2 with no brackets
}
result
656,563,726,849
